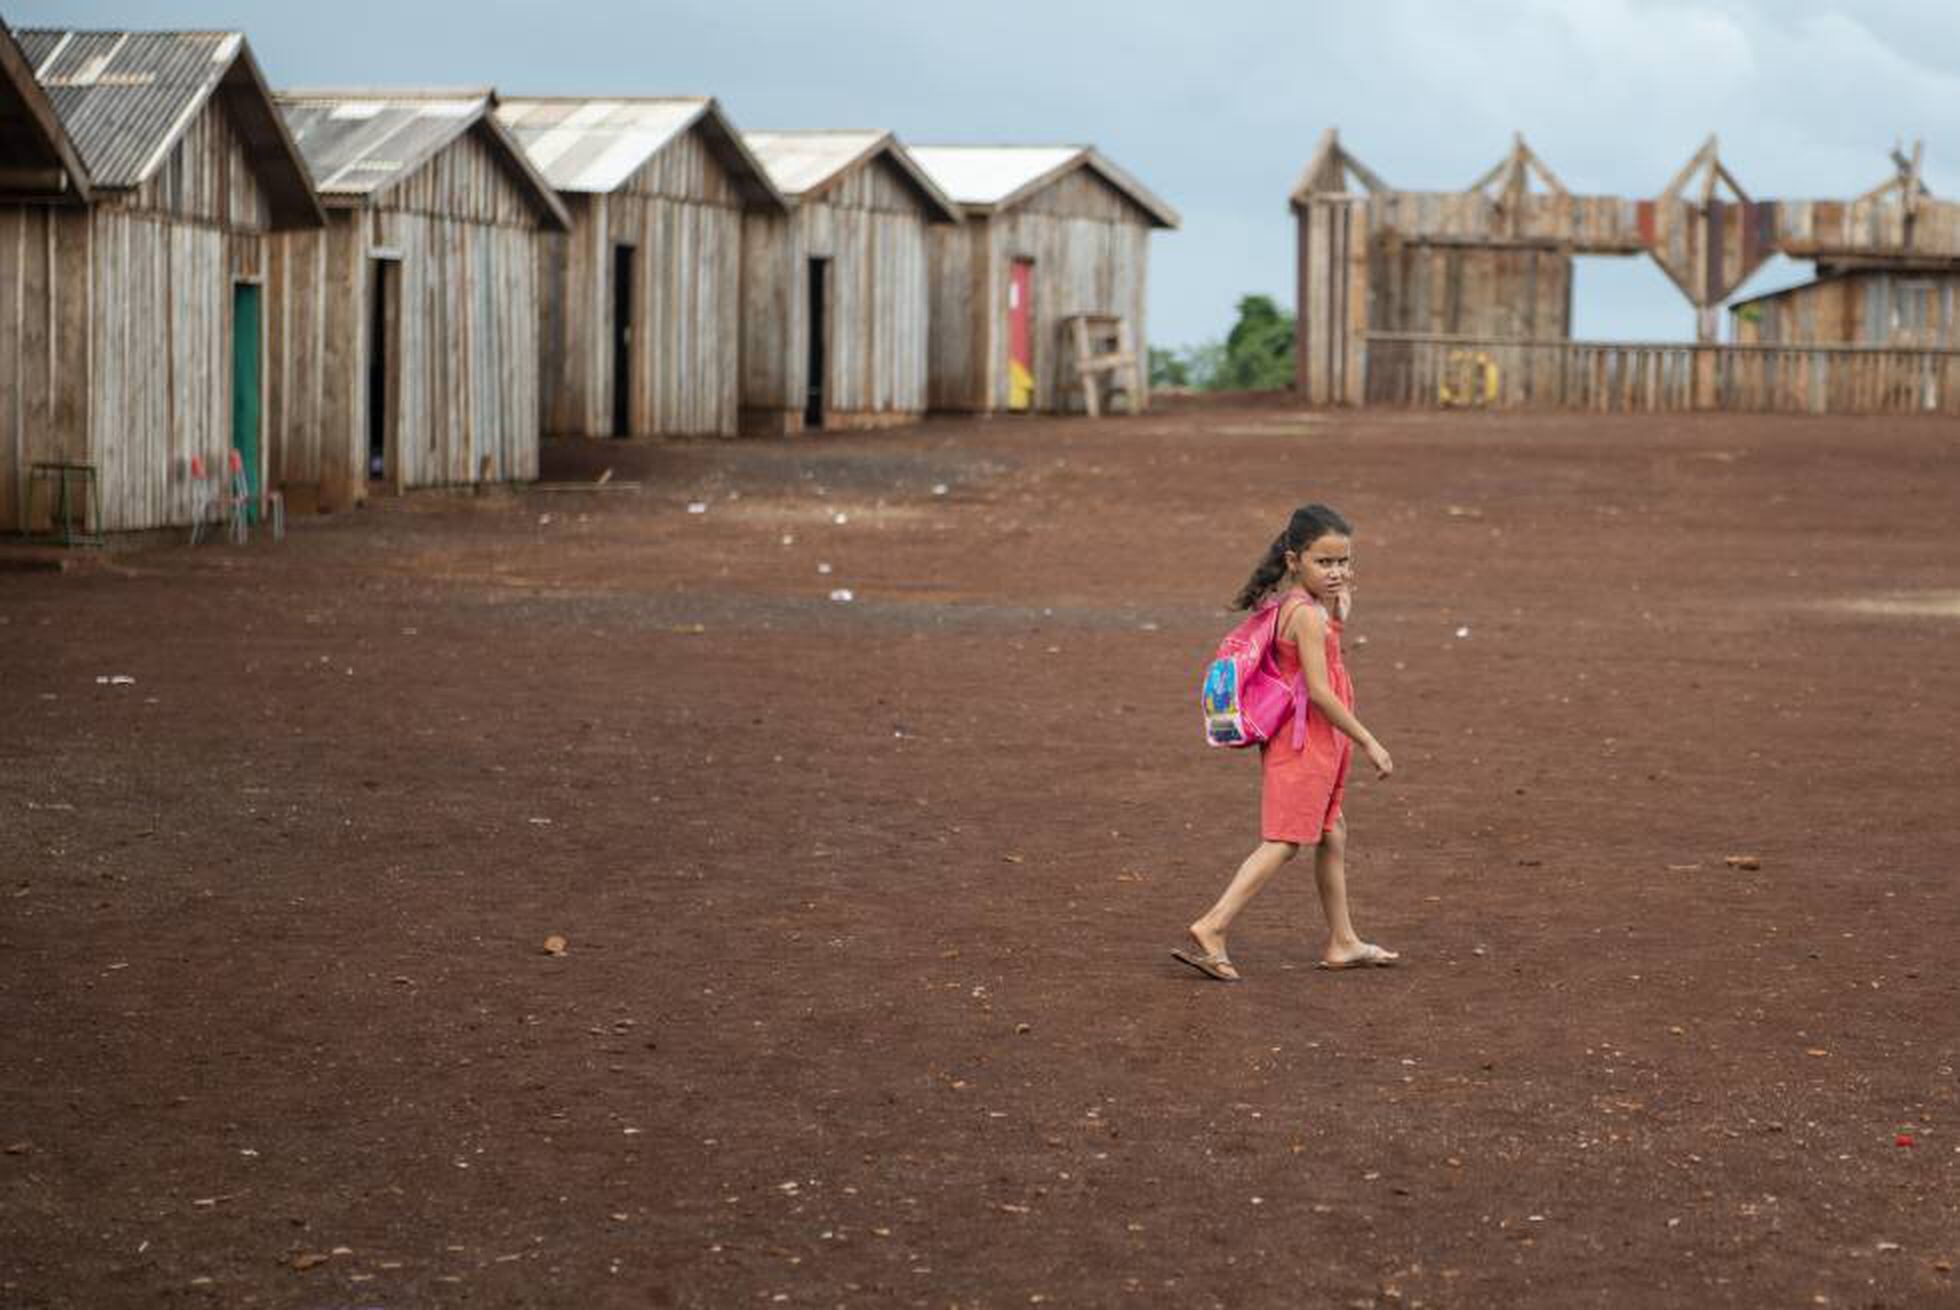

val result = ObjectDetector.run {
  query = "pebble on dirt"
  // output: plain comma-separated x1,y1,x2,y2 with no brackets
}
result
542,935,568,957
1724,855,1763,870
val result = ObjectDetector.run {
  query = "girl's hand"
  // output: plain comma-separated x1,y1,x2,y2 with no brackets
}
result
1364,738,1394,779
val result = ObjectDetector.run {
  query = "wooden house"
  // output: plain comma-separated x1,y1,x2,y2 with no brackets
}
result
1,25,321,534
267,90,569,510
909,145,1178,414
497,97,786,439
737,131,960,434
1731,269,1960,347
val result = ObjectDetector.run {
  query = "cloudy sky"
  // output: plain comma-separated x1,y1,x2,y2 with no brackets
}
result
13,0,1960,348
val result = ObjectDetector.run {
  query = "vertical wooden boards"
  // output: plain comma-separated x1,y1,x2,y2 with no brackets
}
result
739,209,792,431
1298,198,1349,404
937,170,1156,414
976,172,1154,414
130,93,273,230
741,152,933,431
529,119,746,438
81,211,227,530
0,207,37,531
924,216,984,410
265,124,547,498
1364,331,1960,416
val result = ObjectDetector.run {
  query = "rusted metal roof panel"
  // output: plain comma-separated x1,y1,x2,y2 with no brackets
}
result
15,28,241,186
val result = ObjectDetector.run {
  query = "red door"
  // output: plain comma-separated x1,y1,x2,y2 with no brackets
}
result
1007,259,1034,411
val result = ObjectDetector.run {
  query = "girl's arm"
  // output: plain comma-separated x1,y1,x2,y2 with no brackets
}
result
1289,602,1393,779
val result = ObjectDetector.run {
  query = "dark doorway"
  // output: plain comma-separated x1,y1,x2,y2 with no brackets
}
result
804,257,828,429
366,258,395,487
612,243,635,437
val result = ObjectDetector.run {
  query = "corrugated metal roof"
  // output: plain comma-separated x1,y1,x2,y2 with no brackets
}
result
907,146,1081,205
497,97,707,192
908,143,1179,228
278,90,489,196
742,130,887,197
15,28,241,186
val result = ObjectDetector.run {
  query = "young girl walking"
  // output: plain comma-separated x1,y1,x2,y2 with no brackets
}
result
1173,503,1398,982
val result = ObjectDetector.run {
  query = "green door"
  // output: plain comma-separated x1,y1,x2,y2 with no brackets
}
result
231,283,261,523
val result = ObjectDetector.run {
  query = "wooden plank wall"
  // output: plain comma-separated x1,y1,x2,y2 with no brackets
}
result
1735,271,1960,347
0,205,77,533
924,219,989,410
1295,196,1367,405
378,206,542,485
740,153,932,433
3,95,276,533
265,214,362,506
538,125,745,437
1364,333,1960,415
1301,171,1960,402
265,124,546,505
924,167,1158,415
129,92,274,231
983,168,1154,414
1369,241,1570,338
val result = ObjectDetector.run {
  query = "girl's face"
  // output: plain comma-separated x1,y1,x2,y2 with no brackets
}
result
1287,532,1353,602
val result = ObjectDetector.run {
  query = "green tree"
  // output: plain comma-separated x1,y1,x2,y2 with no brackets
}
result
1212,294,1295,391
1148,346,1190,388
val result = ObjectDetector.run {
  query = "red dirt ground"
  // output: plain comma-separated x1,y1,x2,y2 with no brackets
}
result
2,402,1957,1309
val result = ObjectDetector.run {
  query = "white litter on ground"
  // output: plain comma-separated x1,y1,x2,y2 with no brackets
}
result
828,589,855,603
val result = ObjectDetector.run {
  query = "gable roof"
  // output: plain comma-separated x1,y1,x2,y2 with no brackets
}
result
908,144,1178,228
13,28,320,226
741,130,960,223
278,88,568,230
0,18,89,200
497,95,785,210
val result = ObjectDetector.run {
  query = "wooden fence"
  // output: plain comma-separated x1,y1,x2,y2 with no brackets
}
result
1364,333,1960,415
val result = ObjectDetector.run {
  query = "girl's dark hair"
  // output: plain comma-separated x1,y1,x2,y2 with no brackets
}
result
1231,503,1353,609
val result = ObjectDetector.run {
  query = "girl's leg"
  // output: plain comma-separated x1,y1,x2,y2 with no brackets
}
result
1189,840,1301,966
1313,816,1398,965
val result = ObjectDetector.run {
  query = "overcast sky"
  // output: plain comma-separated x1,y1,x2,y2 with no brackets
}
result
13,0,1960,347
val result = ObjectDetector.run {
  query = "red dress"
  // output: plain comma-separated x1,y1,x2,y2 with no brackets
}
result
1260,590,1354,842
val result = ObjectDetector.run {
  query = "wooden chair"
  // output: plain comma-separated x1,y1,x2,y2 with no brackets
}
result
1061,313,1143,417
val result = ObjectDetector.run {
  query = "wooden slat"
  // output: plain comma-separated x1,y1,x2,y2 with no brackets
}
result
1363,331,1960,415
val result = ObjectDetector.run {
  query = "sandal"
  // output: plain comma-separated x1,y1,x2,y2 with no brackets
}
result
1317,942,1399,970
1171,946,1242,982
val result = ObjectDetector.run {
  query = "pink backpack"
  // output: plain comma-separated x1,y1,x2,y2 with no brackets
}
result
1200,596,1309,749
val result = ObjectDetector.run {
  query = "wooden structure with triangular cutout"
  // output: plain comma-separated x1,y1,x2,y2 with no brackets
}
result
1294,130,1960,406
